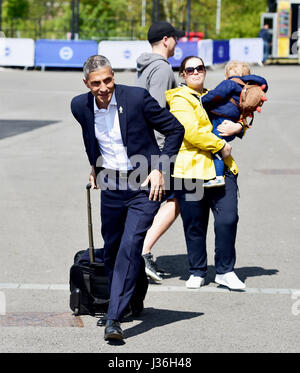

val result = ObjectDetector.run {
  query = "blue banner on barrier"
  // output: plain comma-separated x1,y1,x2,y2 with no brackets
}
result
213,40,230,64
35,40,98,68
169,41,198,68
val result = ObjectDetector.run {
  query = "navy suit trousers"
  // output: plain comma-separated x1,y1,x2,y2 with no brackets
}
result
99,172,160,321
176,170,239,277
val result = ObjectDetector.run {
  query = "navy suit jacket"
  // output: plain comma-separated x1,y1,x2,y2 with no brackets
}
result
71,84,184,175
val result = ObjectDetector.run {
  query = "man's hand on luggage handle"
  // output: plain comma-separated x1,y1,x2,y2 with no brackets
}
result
89,167,99,189
141,169,165,201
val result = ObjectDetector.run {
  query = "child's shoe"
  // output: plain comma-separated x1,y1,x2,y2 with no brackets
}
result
203,176,225,188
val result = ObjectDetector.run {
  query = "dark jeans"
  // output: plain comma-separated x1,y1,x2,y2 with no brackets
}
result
263,41,270,62
99,171,161,321
176,169,239,277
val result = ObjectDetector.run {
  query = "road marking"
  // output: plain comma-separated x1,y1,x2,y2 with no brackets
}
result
254,169,300,175
0,283,299,295
149,286,298,294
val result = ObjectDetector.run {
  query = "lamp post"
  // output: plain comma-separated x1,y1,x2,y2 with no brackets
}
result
141,0,146,27
0,0,2,32
186,0,191,39
152,0,159,22
216,0,221,35
71,0,80,40
76,0,79,38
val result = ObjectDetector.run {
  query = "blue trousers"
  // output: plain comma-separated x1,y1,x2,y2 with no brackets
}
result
211,116,235,177
263,41,270,62
176,169,239,277
99,172,160,321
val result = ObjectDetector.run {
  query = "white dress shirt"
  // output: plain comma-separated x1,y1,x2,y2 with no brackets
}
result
94,93,133,171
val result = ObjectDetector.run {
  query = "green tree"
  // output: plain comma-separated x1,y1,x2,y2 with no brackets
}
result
79,0,132,39
1,0,270,40
27,0,64,19
5,0,29,18
217,0,268,39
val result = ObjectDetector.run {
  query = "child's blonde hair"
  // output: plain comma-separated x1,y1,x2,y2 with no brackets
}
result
225,60,251,78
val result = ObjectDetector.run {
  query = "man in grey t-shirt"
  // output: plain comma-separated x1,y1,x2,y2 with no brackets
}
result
136,21,184,149
136,21,184,281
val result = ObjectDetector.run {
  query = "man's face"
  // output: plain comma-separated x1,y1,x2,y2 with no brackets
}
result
83,66,115,109
166,36,178,58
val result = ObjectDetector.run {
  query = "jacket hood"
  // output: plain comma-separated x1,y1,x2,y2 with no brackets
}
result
136,53,169,73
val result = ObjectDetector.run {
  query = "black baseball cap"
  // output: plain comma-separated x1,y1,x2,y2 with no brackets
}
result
147,21,185,44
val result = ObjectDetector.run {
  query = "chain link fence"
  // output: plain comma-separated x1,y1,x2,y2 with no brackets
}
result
1,16,209,41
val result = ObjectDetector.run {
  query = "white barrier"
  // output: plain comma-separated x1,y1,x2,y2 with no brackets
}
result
229,38,263,64
98,39,214,69
0,38,35,67
197,39,213,66
98,40,151,69
0,38,264,69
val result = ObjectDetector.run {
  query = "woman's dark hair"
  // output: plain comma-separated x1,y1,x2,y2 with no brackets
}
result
179,56,205,75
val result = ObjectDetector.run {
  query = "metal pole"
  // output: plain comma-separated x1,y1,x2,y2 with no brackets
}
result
216,0,221,35
152,0,156,22
131,19,135,39
0,0,4,58
0,0,2,32
141,0,146,27
186,0,191,39
75,0,80,40
75,0,79,40
298,5,300,64
156,0,160,21
71,0,75,39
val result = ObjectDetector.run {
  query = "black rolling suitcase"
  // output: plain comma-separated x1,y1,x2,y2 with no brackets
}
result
69,184,148,317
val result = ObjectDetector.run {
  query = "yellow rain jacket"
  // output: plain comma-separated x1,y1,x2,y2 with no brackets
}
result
165,85,239,180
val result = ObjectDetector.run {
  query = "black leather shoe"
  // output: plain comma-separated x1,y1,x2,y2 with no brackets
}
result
104,320,124,341
97,314,107,327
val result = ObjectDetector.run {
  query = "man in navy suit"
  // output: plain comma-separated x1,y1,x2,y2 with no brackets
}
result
71,55,184,341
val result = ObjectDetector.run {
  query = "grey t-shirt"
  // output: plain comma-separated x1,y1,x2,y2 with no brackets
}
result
135,53,177,149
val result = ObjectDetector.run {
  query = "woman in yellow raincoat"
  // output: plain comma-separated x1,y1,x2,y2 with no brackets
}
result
166,56,246,290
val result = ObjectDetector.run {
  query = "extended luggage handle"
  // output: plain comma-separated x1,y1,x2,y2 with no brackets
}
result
86,183,95,263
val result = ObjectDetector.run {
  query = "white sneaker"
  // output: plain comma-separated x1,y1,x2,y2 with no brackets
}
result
186,275,205,288
215,271,246,290
203,176,225,188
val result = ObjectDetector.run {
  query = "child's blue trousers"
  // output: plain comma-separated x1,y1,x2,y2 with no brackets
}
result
211,116,235,177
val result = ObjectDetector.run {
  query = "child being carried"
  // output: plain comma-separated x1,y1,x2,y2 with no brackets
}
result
201,60,268,188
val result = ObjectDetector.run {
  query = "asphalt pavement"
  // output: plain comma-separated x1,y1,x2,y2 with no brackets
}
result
0,64,299,355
